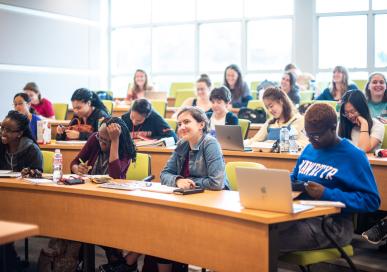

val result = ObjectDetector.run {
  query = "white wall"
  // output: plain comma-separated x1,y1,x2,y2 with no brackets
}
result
0,0,107,119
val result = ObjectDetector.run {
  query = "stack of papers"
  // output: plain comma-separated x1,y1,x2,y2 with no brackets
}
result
135,137,175,148
24,178,55,184
298,200,346,208
99,182,177,194
0,170,21,178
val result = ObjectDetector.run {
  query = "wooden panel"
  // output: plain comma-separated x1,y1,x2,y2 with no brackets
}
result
0,221,39,245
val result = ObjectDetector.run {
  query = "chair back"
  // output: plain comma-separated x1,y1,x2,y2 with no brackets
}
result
151,100,167,117
102,100,114,115
53,103,68,120
238,119,251,139
126,153,151,180
165,118,177,132
169,82,195,97
174,89,196,107
42,150,54,174
225,161,265,190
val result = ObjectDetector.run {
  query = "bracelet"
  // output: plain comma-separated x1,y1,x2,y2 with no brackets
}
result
360,130,368,132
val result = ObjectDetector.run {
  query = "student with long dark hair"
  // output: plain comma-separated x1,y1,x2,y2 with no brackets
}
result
278,103,380,252
280,71,300,105
223,64,252,108
0,110,43,171
56,88,110,141
338,90,384,153
23,82,55,119
247,87,308,148
13,92,42,139
316,65,357,101
365,72,387,123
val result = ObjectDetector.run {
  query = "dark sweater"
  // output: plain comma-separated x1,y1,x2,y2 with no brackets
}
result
206,111,239,126
316,84,358,101
56,108,110,141
229,82,252,108
70,132,130,179
121,110,178,142
0,137,43,172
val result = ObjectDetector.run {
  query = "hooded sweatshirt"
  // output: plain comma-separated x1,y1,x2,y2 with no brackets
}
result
0,137,43,172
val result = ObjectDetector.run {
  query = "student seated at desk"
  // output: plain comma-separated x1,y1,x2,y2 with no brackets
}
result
173,74,212,118
338,90,385,153
0,110,43,172
126,69,154,102
365,72,386,123
13,92,42,140
121,98,178,142
156,106,228,272
224,64,252,108
23,82,55,119
280,71,300,106
279,103,380,252
206,86,238,136
246,87,308,148
56,88,110,141
316,65,358,101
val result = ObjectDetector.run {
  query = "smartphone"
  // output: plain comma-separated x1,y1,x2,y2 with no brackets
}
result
173,186,204,195
291,180,307,192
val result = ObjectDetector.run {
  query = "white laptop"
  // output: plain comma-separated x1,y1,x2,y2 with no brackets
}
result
235,167,314,214
215,125,252,151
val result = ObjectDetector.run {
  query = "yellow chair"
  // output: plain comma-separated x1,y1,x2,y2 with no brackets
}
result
174,89,196,107
299,90,314,102
239,119,251,139
247,99,265,110
151,100,167,117
250,81,261,92
353,79,367,91
53,103,68,120
382,124,387,149
169,82,195,97
42,150,54,174
317,100,338,112
102,100,114,115
251,90,258,100
165,118,177,132
126,153,151,181
317,81,330,91
225,162,266,191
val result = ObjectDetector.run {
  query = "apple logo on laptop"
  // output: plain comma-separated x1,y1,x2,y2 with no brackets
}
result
260,186,267,194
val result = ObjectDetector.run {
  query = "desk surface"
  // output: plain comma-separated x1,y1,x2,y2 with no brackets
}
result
0,220,39,245
0,178,338,271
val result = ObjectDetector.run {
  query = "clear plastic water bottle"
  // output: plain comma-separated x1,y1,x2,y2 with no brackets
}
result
53,149,63,183
280,126,290,153
289,134,298,153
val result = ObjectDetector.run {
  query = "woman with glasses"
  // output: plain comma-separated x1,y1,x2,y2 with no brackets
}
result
338,90,384,153
246,87,309,149
69,117,137,271
365,72,387,123
278,103,380,252
56,88,110,141
13,92,42,139
316,65,358,101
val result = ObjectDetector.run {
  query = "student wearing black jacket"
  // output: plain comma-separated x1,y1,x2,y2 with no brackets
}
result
56,88,110,141
0,110,43,172
121,98,178,142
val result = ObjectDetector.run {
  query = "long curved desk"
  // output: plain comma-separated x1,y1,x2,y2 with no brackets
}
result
39,142,387,211
0,178,339,272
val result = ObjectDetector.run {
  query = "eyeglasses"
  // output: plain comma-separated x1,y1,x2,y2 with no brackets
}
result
302,129,325,142
0,126,20,134
95,132,110,145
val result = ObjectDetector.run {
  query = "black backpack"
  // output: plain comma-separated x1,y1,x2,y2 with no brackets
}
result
238,107,267,124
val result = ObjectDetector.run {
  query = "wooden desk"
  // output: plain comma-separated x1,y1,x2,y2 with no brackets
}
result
0,221,39,245
0,178,339,272
39,143,387,211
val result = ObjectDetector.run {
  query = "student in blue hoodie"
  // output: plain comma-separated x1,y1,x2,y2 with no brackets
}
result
121,98,178,143
279,103,380,252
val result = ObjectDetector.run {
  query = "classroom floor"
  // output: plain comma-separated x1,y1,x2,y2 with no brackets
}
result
14,235,387,272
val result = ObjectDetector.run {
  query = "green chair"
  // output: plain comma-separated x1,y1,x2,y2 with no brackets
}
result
169,82,195,97
382,124,387,149
239,119,251,139
42,150,54,174
353,79,367,91
174,89,196,107
247,99,265,110
251,90,258,100
317,81,330,91
53,103,68,120
213,82,223,88
102,100,114,115
317,100,338,112
299,90,315,102
126,153,151,181
225,162,266,191
250,81,261,92
165,118,177,132
151,100,167,117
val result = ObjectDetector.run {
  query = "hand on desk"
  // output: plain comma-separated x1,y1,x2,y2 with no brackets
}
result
176,178,196,189
305,181,325,200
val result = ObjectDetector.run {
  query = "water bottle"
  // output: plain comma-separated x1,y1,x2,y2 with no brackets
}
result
53,149,63,183
280,126,290,153
289,134,298,153
310,79,317,92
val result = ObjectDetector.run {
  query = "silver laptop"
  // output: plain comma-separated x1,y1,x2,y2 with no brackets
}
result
145,91,167,100
215,125,252,151
235,167,314,214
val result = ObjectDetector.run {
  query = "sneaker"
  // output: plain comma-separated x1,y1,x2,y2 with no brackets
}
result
362,218,387,244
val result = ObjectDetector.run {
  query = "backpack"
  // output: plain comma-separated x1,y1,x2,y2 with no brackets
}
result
238,107,267,124
37,239,81,272
96,90,113,101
